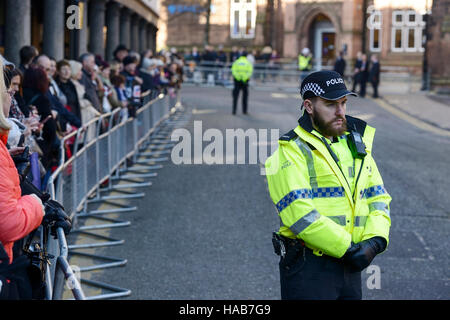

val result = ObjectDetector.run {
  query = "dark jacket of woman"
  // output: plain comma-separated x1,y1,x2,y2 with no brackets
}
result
55,77,82,122
22,87,58,168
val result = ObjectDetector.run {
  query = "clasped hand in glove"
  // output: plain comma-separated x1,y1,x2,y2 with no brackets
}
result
42,199,72,237
343,237,386,272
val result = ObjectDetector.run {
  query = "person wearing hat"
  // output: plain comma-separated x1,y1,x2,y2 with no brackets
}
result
265,70,391,300
113,45,129,63
298,47,313,81
231,55,253,115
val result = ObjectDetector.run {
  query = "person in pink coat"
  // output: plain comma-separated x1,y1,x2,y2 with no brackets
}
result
0,60,44,264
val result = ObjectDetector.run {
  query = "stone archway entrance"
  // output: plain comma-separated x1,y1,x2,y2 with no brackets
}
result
307,13,336,70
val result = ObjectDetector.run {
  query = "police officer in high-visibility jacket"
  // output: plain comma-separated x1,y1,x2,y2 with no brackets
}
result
298,47,313,81
265,70,391,300
231,55,253,115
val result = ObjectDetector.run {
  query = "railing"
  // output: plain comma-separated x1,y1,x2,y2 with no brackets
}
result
40,92,179,299
183,62,421,93
183,62,331,89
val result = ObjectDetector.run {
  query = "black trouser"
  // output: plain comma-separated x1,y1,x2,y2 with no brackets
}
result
352,73,361,92
371,80,379,98
280,246,362,300
232,79,248,114
359,73,368,97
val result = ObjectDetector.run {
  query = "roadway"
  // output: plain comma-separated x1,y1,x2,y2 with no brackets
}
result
70,85,450,300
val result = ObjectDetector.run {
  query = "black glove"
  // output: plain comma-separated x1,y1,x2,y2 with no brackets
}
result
12,146,30,177
42,200,72,237
343,237,386,272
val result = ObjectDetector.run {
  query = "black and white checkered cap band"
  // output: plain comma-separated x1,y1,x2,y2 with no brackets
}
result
301,82,325,98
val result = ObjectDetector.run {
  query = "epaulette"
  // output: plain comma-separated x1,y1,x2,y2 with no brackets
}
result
279,129,298,141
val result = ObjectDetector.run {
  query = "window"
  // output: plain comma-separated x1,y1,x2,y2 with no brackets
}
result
369,10,382,52
230,0,256,39
391,10,424,52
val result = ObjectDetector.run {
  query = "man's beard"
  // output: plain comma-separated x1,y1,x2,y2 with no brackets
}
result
311,110,347,138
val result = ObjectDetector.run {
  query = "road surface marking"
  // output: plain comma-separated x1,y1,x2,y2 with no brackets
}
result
192,108,217,114
374,98,450,137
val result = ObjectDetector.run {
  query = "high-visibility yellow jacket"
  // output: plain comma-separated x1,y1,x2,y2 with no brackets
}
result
298,54,312,71
265,112,391,259
232,56,253,82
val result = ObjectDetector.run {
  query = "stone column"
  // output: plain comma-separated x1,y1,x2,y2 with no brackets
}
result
105,1,121,61
130,13,140,52
150,24,158,53
43,0,65,61
139,19,148,53
147,24,155,54
78,0,89,56
88,0,106,57
119,7,131,49
146,24,153,54
4,0,31,66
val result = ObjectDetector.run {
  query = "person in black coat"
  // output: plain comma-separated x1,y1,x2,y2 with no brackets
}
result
22,67,59,169
55,60,82,122
369,54,380,98
358,54,369,98
352,51,362,92
333,51,346,77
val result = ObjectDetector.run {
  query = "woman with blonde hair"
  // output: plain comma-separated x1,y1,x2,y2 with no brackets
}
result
69,60,100,142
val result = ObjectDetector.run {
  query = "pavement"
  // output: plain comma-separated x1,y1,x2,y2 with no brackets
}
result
371,84,450,133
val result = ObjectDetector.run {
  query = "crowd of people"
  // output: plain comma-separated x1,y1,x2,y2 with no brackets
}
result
1,44,184,192
0,44,184,299
333,50,380,99
183,45,280,68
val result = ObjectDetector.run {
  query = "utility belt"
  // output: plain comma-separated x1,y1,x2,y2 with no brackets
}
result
272,232,344,266
272,232,305,258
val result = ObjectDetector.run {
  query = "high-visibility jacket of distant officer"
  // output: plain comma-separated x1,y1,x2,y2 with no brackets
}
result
298,48,313,71
265,70,391,300
231,56,253,115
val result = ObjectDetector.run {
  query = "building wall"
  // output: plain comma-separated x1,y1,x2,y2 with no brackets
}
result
0,0,159,65
158,0,273,51
427,0,450,90
281,0,428,73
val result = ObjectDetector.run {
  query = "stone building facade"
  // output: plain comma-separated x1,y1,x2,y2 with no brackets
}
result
158,0,276,51
283,0,429,72
158,0,436,75
0,0,160,65
426,0,450,91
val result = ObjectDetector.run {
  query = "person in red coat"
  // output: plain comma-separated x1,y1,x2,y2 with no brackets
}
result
0,62,44,265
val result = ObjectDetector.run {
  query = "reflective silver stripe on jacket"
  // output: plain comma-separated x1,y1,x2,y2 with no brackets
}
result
354,216,368,227
369,201,390,217
294,137,318,189
327,215,347,226
289,209,321,235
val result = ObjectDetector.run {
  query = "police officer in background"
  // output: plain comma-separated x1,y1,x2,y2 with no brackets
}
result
298,48,313,81
265,70,391,300
231,55,253,115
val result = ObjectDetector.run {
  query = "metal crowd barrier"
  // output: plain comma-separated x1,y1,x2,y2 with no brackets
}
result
183,63,331,89
183,63,421,94
42,92,178,300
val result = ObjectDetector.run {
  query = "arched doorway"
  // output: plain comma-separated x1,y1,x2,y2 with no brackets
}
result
307,13,336,70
